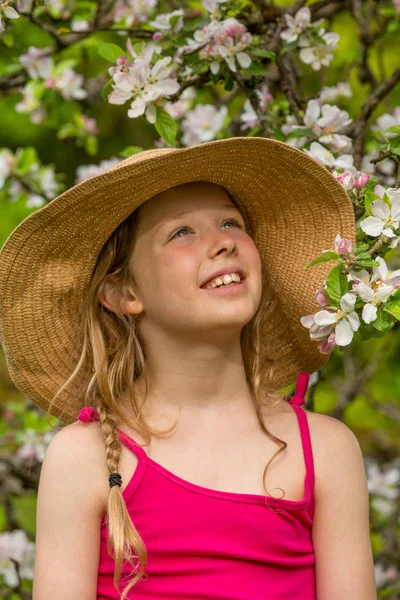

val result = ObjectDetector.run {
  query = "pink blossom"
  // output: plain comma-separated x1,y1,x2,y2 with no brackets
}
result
355,172,369,188
334,233,353,254
336,170,356,191
315,289,329,307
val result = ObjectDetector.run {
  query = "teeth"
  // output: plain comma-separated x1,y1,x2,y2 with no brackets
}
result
206,272,242,289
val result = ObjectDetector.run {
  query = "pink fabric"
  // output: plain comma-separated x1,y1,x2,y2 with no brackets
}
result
78,371,316,599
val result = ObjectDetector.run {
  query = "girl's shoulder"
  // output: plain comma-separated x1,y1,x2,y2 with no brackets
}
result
51,420,110,516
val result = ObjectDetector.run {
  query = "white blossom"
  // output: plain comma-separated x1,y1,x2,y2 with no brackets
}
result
303,99,353,151
371,106,400,139
240,85,273,131
75,157,122,184
280,7,312,43
113,0,157,27
15,82,47,124
149,9,184,33
0,530,35,587
0,148,14,186
19,46,53,79
318,81,352,103
182,17,252,74
0,1,19,32
181,104,228,146
299,31,340,70
303,141,355,172
359,187,400,249
108,53,180,123
164,86,196,119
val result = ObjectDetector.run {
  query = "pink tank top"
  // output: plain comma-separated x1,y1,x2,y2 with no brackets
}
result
78,372,316,599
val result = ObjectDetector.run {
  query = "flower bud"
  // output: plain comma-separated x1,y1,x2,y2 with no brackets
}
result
355,172,369,188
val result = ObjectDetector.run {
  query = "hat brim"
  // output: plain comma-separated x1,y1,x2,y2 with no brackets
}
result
0,137,356,424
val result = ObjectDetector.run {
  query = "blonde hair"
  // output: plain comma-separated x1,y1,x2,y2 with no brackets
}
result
47,184,291,599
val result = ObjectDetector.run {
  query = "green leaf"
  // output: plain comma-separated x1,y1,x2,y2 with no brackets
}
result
169,14,181,28
247,60,265,76
98,42,125,63
306,251,338,268
15,148,38,175
154,107,177,146
385,125,400,135
102,78,114,102
371,309,393,331
119,146,144,158
287,127,313,139
353,242,370,254
354,258,380,267
84,135,98,156
384,297,400,320
250,48,276,59
324,264,348,305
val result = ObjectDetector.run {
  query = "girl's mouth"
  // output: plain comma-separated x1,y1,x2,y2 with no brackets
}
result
200,279,247,294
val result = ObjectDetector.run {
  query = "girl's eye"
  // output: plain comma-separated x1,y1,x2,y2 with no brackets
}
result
171,219,244,239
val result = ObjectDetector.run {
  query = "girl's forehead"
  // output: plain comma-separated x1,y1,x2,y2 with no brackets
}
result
136,182,237,230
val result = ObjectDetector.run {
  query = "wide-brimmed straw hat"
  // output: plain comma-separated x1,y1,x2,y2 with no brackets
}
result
0,137,356,425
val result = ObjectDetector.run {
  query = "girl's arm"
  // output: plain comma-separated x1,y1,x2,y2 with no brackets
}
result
32,422,108,600
311,414,377,600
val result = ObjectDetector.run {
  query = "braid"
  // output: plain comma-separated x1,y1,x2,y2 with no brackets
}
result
95,403,148,599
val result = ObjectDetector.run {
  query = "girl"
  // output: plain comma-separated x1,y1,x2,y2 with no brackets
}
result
0,137,377,599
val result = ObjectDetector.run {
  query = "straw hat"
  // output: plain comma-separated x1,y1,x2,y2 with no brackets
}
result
0,137,356,425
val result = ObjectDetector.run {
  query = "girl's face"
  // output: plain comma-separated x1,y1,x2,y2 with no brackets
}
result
124,181,262,342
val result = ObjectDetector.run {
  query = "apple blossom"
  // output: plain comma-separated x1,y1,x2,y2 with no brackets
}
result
17,0,33,10
0,148,14,186
359,188,400,248
311,291,361,346
303,141,355,171
281,114,309,148
361,149,396,187
371,106,400,139
181,104,228,146
240,85,273,131
75,157,122,184
182,18,252,75
113,0,157,27
0,1,19,32
164,86,196,119
333,233,353,254
203,0,228,20
280,7,312,43
318,81,352,104
19,47,53,80
108,53,180,124
15,81,47,124
299,31,340,71
149,9,184,34
303,99,353,152
335,170,356,190
45,67,87,100
0,530,35,587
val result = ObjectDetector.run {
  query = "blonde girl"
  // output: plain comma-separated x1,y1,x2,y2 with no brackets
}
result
0,138,377,599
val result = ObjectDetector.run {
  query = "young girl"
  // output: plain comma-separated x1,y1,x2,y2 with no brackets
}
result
0,137,377,599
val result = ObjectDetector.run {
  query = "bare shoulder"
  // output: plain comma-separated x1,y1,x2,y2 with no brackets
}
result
303,410,364,503
47,420,110,517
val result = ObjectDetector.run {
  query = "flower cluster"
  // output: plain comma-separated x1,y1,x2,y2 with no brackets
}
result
182,17,252,75
107,41,180,123
280,6,340,71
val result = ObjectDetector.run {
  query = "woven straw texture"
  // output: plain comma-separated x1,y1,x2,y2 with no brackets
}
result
0,137,356,424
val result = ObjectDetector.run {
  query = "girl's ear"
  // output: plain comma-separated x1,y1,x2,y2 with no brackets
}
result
98,281,144,316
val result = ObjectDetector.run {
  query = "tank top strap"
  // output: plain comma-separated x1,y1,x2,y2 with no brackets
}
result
288,372,315,516
77,407,148,461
